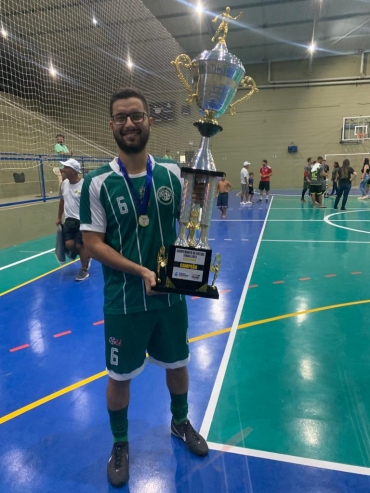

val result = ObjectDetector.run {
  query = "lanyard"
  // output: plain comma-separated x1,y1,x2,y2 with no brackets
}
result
117,156,153,217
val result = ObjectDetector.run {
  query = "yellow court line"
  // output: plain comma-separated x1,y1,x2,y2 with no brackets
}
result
1,297,370,425
238,298,370,330
0,260,79,297
0,371,107,425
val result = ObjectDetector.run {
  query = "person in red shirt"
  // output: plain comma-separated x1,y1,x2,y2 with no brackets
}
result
257,159,272,203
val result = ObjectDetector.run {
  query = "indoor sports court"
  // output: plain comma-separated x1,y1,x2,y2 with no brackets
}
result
1,0,370,492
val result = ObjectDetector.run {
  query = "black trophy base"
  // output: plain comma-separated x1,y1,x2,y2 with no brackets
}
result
194,121,223,138
153,283,219,299
152,244,219,300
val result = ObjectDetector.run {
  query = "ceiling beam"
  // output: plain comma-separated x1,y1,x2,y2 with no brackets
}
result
154,0,306,20
173,11,370,40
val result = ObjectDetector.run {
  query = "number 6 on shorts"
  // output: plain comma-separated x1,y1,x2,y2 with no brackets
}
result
110,347,119,366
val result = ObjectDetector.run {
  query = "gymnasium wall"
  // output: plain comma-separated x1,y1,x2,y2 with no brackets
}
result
211,54,370,189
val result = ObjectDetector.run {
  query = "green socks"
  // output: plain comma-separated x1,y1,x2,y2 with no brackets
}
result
170,392,189,425
108,406,128,443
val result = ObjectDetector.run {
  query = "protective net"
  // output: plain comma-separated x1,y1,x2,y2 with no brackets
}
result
0,0,199,202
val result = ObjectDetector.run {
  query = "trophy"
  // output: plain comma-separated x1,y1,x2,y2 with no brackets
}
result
154,7,258,299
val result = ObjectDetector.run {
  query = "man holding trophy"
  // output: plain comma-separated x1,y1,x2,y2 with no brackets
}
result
80,89,208,488
79,5,257,488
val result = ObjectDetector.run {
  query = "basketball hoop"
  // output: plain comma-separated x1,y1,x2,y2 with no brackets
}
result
357,132,367,143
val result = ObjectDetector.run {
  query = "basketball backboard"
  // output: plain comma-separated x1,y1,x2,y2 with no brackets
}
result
341,116,370,142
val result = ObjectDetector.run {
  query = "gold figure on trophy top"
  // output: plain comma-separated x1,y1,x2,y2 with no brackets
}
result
211,6,243,44
210,253,222,289
157,246,168,283
187,209,201,247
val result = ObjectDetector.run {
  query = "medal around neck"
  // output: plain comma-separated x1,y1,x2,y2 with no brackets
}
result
153,10,258,300
138,215,149,227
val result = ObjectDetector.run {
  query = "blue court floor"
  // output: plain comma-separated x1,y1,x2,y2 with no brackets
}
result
1,192,370,492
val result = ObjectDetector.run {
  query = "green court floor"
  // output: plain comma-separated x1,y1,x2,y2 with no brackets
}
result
0,234,66,293
207,196,370,468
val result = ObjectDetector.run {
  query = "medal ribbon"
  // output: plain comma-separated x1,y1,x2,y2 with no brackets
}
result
117,156,153,217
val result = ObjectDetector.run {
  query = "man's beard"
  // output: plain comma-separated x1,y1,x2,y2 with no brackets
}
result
113,127,150,154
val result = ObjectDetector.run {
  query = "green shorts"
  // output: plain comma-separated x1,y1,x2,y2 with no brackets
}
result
104,299,189,381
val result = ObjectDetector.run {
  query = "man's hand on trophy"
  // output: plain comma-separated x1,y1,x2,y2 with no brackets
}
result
141,268,163,295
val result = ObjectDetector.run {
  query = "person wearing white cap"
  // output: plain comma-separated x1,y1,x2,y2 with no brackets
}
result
240,161,251,205
56,159,91,281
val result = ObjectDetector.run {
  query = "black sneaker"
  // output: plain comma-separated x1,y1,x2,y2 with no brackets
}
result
257,199,262,203
75,269,89,282
171,419,209,457
107,441,129,488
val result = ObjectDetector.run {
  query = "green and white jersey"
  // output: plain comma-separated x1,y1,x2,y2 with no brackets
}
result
80,155,183,314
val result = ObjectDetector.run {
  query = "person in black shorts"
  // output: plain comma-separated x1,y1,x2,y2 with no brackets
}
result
257,160,272,203
56,159,91,281
248,172,255,202
216,173,233,218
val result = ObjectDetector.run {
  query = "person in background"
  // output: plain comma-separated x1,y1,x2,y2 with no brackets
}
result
334,159,357,211
80,88,208,488
330,162,339,196
257,159,272,203
56,158,91,281
358,157,370,200
55,134,73,156
321,158,329,198
240,161,251,205
301,157,312,202
248,172,255,202
309,162,326,209
216,173,233,218
163,149,172,159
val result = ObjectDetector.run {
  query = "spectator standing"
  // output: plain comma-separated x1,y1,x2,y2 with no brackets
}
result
56,158,91,281
257,159,272,203
334,159,357,211
240,162,251,205
309,163,326,209
358,158,370,200
330,162,339,196
216,173,233,218
248,172,255,202
301,157,312,202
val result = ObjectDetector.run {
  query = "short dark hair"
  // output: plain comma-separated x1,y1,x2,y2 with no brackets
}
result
250,172,254,175
317,156,323,160
262,159,268,164
110,88,150,117
56,134,64,139
307,157,311,162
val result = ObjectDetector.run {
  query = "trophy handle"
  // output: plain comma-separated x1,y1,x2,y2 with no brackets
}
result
171,54,197,105
229,76,259,116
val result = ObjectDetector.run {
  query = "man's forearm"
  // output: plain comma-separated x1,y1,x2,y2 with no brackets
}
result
83,239,149,277
57,200,64,220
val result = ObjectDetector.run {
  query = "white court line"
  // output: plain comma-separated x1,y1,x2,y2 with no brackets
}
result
262,240,370,243
200,197,273,439
0,249,54,271
324,210,370,235
207,442,370,477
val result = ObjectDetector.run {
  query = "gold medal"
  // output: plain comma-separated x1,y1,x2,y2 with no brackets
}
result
138,215,150,227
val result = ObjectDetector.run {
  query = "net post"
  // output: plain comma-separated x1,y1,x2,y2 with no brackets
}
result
39,155,47,202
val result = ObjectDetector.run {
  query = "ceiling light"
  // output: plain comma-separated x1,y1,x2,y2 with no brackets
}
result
49,63,57,77
92,17,98,25
1,27,8,38
308,43,316,54
196,3,203,15
127,58,133,69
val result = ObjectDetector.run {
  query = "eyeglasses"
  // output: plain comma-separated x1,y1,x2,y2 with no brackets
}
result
111,112,147,125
